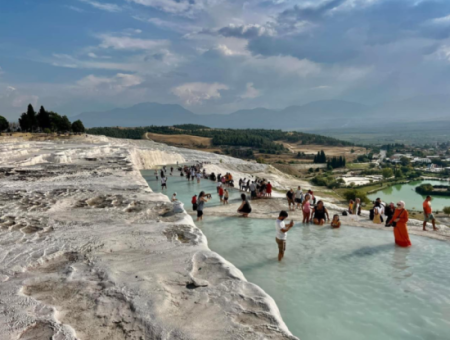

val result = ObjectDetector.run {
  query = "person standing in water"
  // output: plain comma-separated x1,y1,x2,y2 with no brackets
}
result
223,189,229,205
295,186,303,210
237,194,252,217
423,196,438,231
276,210,294,261
161,176,167,191
302,194,311,223
218,185,224,203
392,201,411,247
286,189,295,211
196,191,210,222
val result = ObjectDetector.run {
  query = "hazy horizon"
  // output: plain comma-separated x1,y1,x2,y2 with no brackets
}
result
2,0,450,120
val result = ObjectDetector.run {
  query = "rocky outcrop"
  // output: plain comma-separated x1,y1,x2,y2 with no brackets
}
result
0,136,297,340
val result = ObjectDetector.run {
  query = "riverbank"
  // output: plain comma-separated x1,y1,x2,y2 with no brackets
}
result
0,136,297,340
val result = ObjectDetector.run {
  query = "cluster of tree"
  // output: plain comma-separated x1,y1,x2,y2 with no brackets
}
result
313,150,327,163
415,184,450,196
0,116,9,132
223,148,254,159
312,173,345,189
382,143,406,158
173,124,209,130
327,156,346,169
87,127,146,139
296,152,314,159
354,153,373,163
88,125,353,148
342,189,371,204
18,104,85,133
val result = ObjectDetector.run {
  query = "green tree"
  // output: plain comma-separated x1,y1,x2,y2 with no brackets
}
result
400,157,410,167
59,115,72,132
48,112,62,132
26,104,37,132
382,168,394,179
443,206,450,216
0,116,9,131
36,106,51,131
71,120,86,133
19,112,30,132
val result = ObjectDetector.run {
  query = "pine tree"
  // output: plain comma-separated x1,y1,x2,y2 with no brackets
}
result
26,104,37,132
19,112,30,132
37,106,51,131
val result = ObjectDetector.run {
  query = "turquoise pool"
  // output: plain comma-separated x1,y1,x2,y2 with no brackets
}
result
142,170,450,340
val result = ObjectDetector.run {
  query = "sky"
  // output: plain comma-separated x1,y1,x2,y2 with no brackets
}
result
1,0,450,119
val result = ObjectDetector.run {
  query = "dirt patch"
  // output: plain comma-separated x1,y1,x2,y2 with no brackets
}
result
146,132,212,148
280,143,367,161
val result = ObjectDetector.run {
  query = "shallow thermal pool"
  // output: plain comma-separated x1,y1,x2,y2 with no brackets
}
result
142,170,450,340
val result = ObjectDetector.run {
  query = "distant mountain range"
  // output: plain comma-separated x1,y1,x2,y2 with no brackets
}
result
73,95,450,130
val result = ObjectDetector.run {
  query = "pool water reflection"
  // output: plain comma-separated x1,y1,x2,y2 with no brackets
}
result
142,170,450,340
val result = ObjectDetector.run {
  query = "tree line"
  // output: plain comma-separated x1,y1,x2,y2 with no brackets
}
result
313,150,346,168
6,104,86,133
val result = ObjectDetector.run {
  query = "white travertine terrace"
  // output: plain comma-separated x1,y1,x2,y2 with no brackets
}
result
0,136,298,340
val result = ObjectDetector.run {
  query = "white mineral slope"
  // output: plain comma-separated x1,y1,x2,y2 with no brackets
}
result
0,136,297,340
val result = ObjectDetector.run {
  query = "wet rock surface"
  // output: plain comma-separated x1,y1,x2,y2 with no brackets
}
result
0,136,297,340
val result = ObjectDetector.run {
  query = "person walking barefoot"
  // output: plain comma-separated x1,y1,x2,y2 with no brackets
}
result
423,195,438,231
276,211,294,261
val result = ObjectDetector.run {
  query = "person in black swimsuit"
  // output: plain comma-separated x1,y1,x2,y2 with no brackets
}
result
311,200,329,226
237,193,252,217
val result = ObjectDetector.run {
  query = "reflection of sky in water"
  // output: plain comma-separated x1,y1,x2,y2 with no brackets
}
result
141,171,450,340
369,180,450,210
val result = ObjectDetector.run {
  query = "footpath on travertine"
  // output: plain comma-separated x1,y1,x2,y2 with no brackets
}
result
0,135,297,340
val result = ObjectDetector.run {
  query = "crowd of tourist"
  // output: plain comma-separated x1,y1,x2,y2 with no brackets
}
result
155,162,440,262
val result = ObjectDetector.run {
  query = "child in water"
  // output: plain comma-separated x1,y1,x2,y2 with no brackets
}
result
331,214,341,228
302,194,311,224
223,189,229,205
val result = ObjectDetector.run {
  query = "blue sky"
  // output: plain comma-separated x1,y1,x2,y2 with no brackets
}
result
1,0,450,119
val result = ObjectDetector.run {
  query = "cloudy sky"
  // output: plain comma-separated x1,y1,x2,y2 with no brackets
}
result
1,0,450,119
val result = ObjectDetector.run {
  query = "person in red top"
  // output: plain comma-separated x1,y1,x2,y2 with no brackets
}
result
266,182,272,197
218,185,224,203
423,195,438,231
191,195,197,211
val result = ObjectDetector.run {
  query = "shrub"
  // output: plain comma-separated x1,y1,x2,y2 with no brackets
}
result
343,189,370,204
443,206,450,216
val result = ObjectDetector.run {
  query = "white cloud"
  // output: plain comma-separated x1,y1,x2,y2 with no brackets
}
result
311,85,331,90
98,34,170,51
215,44,249,56
76,73,143,93
7,86,16,92
79,0,122,12
127,0,216,16
427,45,450,62
66,6,85,13
245,55,321,78
172,82,229,105
241,82,260,99
87,52,111,59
